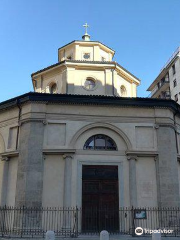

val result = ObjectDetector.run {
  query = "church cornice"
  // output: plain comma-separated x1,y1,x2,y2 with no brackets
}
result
0,92,180,114
57,40,115,54
31,60,140,83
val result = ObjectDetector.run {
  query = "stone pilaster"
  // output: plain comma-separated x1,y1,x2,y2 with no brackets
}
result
62,154,73,232
127,155,138,207
0,157,9,205
156,125,180,207
63,154,73,208
15,121,44,207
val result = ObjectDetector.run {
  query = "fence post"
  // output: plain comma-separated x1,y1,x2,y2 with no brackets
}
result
0,205,6,237
131,206,135,237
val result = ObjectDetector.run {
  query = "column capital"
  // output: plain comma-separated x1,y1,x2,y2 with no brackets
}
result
127,155,138,161
63,154,73,160
1,156,9,162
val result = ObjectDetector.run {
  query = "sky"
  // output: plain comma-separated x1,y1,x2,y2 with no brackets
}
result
0,0,180,102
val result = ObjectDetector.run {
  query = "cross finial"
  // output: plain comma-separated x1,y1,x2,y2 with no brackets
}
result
83,23,89,34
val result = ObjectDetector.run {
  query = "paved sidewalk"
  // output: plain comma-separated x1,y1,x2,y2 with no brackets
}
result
0,236,179,240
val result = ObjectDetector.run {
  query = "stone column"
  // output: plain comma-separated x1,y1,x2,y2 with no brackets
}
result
15,121,44,207
0,157,9,205
63,154,73,208
156,125,180,207
62,154,73,233
127,155,138,207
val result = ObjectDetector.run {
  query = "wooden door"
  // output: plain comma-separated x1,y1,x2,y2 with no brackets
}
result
82,166,119,232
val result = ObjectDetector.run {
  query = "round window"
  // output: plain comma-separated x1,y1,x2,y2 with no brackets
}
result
50,83,57,94
84,78,96,90
83,53,90,60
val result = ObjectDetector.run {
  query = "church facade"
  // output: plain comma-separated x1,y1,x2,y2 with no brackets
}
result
1,31,180,221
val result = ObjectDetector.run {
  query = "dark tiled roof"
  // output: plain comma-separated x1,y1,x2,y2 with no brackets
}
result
31,60,140,82
0,92,179,114
57,40,115,53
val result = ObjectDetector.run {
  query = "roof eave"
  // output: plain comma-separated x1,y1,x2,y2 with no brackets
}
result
58,40,115,54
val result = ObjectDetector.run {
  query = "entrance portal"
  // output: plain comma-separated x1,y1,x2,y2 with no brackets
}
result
82,165,119,232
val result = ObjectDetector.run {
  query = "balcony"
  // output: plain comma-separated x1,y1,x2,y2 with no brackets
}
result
149,79,170,98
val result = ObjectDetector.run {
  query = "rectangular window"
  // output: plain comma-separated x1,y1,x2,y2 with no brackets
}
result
175,94,178,102
172,64,176,75
161,77,165,84
173,79,177,87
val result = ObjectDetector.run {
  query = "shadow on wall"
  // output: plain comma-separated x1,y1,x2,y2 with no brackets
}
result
0,134,5,154
67,80,127,97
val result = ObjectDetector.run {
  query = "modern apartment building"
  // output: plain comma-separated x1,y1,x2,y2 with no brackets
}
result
147,47,180,103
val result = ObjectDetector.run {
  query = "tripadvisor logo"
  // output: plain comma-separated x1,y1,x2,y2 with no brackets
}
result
135,227,174,235
135,227,143,235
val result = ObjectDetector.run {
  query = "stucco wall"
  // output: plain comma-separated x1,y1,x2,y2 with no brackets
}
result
0,101,179,207
42,155,64,207
136,157,157,207
6,157,18,206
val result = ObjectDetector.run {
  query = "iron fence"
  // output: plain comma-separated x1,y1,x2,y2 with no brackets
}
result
0,206,180,238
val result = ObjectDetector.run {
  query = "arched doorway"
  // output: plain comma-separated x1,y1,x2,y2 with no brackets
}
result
82,135,119,232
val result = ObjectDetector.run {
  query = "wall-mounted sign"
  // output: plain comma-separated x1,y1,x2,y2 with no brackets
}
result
134,209,147,219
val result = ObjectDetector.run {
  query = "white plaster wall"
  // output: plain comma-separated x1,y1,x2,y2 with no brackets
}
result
70,69,105,95
44,123,66,148
169,58,180,102
0,133,5,153
42,155,64,207
136,157,157,207
59,45,75,61
135,126,156,150
99,49,109,61
0,161,4,201
78,46,94,61
115,75,132,97
7,127,18,150
42,70,63,94
6,157,18,206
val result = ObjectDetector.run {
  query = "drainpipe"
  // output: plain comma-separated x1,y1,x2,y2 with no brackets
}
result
16,100,22,150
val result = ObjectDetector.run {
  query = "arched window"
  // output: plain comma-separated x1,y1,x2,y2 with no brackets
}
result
84,77,96,90
84,134,117,151
120,85,127,97
49,83,57,94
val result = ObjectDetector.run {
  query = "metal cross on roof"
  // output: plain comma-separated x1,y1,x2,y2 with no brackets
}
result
83,23,89,34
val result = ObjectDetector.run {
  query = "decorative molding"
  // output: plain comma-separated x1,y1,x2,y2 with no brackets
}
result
157,123,176,130
126,150,158,158
63,154,74,160
42,120,48,125
1,156,9,162
1,92,180,114
1,151,19,160
70,122,132,150
43,149,76,155
76,149,126,156
20,119,46,125
127,155,138,161
177,155,180,162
